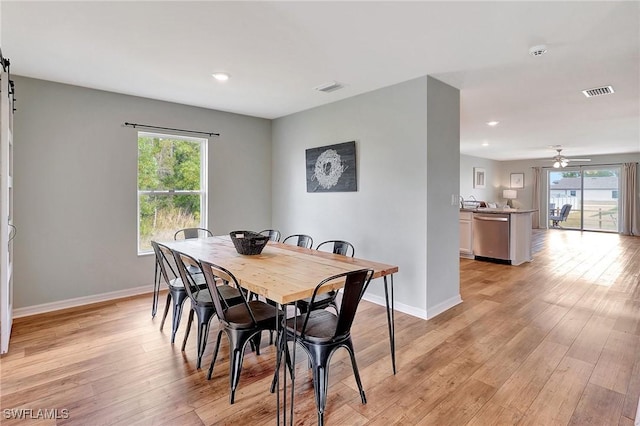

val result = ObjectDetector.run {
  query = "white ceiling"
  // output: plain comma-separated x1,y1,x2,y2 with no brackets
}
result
2,1,639,161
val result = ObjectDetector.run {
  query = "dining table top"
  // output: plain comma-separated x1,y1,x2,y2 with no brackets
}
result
162,236,399,305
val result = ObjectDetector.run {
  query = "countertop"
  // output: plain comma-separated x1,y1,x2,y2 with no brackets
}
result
460,208,537,214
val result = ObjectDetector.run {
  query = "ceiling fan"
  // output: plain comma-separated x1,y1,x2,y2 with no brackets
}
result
549,147,591,168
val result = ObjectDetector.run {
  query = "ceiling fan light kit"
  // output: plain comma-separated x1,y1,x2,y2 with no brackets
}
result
550,147,591,168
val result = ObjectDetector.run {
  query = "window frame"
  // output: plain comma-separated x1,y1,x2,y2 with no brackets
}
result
136,131,208,255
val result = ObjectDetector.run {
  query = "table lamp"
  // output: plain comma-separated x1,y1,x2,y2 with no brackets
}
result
503,189,517,208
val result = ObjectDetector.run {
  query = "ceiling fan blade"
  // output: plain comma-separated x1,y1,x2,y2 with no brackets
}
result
566,158,591,162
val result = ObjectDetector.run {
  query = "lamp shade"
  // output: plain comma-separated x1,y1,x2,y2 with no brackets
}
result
503,189,517,199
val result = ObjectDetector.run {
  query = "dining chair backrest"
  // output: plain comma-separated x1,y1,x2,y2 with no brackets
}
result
199,260,256,327
283,234,313,249
316,240,355,257
259,229,281,242
559,204,572,220
152,241,180,287
300,269,373,340
172,249,206,303
174,227,213,240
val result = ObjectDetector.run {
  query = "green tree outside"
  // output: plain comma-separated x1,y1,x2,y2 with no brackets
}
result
138,135,204,251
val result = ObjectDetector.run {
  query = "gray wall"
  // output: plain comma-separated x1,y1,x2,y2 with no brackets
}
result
13,76,272,308
426,76,461,315
272,76,460,318
460,154,502,205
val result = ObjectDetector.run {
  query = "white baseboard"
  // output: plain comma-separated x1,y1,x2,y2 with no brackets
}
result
362,293,428,320
426,294,463,319
362,292,462,321
14,285,152,318
13,286,463,323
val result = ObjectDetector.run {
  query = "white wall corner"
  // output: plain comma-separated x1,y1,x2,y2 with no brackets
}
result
14,285,152,318
426,294,463,319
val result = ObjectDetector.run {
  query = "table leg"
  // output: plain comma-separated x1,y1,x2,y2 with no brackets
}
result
289,302,297,425
383,274,396,374
275,302,282,425
273,302,297,425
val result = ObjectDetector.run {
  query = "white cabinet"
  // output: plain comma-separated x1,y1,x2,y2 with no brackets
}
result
459,211,473,257
509,211,533,266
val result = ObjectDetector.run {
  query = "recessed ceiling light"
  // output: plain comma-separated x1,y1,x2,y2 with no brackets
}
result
482,141,490,147
486,121,499,127
212,72,230,81
529,44,548,57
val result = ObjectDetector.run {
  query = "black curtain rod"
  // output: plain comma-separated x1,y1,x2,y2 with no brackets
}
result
124,122,220,137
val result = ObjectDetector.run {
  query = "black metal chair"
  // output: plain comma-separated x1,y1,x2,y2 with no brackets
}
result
282,234,313,249
316,240,355,257
295,240,356,314
151,227,213,317
272,269,374,426
200,260,281,404
172,249,244,369
151,241,206,344
174,227,213,240
259,229,281,242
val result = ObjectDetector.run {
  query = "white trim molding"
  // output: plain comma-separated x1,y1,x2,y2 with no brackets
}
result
14,285,152,318
426,294,463,319
362,293,428,320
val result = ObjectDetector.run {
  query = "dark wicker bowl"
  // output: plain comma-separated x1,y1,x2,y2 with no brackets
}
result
229,231,269,255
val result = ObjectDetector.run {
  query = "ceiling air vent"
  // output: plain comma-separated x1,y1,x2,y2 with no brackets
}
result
582,86,615,98
314,81,344,93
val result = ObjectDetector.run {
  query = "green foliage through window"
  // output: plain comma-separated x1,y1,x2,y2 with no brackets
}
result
137,133,206,252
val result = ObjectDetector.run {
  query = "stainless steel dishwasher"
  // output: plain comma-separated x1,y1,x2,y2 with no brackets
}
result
473,213,510,262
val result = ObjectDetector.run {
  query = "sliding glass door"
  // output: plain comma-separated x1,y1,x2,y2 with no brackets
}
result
582,166,620,232
547,166,620,232
549,169,582,229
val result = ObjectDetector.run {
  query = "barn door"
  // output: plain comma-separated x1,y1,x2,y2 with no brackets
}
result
0,51,15,354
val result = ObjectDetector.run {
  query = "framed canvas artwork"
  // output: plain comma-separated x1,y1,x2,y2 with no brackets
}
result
306,141,357,192
473,167,486,189
510,172,524,189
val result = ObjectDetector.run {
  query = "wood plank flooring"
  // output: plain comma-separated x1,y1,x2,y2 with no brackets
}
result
1,230,638,425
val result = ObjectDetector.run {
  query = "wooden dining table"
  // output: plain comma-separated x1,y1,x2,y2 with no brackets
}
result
163,235,399,362
162,235,399,423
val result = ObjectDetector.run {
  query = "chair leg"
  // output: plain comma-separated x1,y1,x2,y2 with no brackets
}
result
311,358,329,426
344,340,366,404
252,331,262,356
170,296,186,344
229,345,244,404
159,292,171,331
181,309,194,352
207,330,224,380
152,262,160,317
196,319,212,369
227,330,257,404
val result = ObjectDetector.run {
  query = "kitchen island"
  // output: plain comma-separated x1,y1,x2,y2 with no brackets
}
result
460,208,536,265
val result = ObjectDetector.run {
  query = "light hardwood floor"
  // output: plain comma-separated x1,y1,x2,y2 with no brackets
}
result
1,230,638,425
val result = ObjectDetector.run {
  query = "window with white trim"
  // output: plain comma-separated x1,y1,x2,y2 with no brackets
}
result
137,132,207,254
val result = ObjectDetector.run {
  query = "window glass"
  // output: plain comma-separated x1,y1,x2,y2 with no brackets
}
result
137,133,207,253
